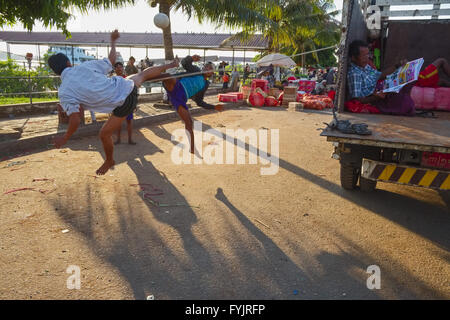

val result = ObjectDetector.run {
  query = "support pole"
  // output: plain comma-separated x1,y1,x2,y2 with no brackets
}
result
232,48,235,66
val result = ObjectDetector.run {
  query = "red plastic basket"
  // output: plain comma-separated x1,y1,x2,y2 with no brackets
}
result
218,94,238,103
227,92,244,100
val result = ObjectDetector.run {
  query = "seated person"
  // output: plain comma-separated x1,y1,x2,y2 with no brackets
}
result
347,40,450,115
314,80,327,95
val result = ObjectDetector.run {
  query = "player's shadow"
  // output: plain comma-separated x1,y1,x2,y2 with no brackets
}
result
200,121,450,251
63,128,164,168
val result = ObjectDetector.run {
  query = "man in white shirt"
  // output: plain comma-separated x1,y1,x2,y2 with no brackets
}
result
49,30,178,175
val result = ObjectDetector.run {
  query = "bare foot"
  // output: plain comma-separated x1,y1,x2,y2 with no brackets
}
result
114,140,121,145
128,140,137,145
96,160,115,175
169,57,179,69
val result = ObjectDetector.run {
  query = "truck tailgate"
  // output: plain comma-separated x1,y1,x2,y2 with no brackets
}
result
321,112,450,153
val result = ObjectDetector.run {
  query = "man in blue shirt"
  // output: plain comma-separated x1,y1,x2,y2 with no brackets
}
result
163,55,223,155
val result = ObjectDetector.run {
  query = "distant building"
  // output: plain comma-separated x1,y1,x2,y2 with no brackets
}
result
0,50,27,61
48,46,96,65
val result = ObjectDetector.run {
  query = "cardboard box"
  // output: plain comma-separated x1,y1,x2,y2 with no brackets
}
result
284,86,297,95
288,102,303,111
269,88,281,97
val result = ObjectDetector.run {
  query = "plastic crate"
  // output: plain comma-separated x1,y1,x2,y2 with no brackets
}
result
251,79,269,93
218,94,238,103
228,92,244,100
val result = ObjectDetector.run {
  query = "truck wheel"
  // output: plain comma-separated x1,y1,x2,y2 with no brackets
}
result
360,177,377,192
340,163,359,190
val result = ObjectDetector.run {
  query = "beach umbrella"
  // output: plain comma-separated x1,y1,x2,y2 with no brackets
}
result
256,53,296,68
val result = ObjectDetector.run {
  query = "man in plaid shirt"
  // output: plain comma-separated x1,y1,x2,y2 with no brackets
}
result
347,60,382,99
346,40,415,115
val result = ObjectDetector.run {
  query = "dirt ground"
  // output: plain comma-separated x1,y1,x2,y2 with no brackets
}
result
0,106,449,300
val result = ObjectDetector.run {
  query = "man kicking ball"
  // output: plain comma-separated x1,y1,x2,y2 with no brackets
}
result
49,30,178,175
163,55,223,154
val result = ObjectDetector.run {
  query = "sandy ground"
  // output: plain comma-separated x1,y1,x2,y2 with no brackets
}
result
0,106,449,300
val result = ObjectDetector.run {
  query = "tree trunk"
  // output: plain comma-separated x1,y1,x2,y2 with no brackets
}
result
159,1,174,61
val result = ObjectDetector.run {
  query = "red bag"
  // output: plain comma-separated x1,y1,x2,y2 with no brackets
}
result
265,96,279,107
345,100,380,114
278,92,284,104
248,92,265,107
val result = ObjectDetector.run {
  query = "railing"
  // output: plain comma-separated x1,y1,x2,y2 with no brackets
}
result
375,0,450,20
0,75,61,105
0,70,263,106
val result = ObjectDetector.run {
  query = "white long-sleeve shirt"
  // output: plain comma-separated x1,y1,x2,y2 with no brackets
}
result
58,58,134,115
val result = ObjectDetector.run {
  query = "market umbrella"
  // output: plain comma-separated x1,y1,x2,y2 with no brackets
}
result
256,53,297,68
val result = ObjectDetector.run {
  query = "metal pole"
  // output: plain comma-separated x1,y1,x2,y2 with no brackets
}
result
37,44,41,63
96,46,99,59
6,43,10,60
146,47,148,58
243,49,246,65
27,60,32,106
203,49,206,63
28,72,32,106
71,45,74,65
232,48,235,66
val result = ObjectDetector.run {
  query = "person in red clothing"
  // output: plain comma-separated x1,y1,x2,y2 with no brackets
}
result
113,61,136,145
416,58,450,88
222,72,230,91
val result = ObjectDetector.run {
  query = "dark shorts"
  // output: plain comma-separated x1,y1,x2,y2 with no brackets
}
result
113,85,138,118
164,80,188,111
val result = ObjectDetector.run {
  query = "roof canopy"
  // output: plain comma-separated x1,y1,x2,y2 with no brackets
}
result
0,31,268,51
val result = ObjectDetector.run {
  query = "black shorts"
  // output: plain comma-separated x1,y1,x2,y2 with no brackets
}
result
112,86,138,118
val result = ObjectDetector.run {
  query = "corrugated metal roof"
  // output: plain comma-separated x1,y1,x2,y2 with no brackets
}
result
0,31,268,50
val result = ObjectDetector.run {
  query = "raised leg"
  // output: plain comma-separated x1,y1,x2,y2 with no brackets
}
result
432,58,450,78
128,58,179,87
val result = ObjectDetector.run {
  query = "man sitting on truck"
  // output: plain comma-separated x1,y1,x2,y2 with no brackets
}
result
347,40,450,115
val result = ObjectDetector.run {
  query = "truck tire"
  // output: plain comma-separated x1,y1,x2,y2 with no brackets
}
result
360,176,377,192
340,163,359,190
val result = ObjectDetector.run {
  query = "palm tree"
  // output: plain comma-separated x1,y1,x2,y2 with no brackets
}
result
0,0,137,37
148,0,282,60
223,0,340,66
